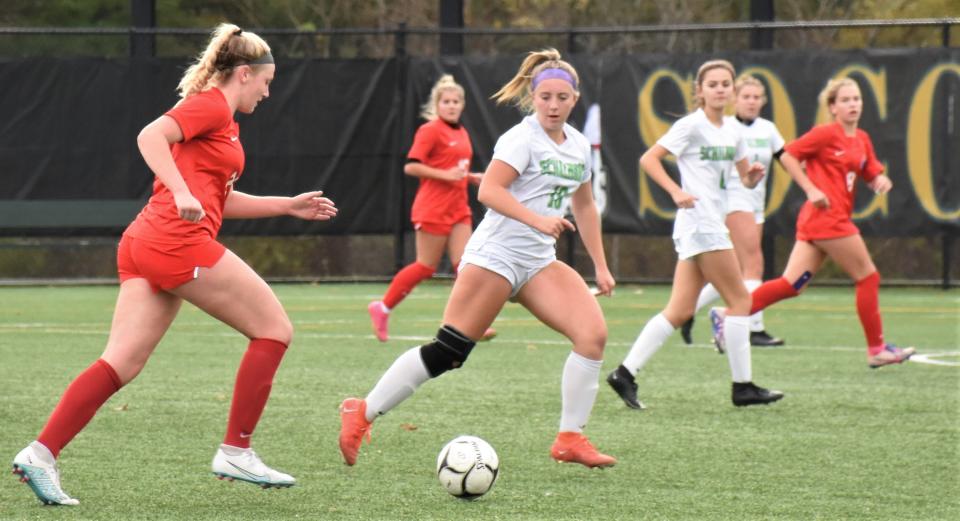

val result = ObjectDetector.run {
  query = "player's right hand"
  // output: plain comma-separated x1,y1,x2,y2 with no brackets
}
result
671,190,697,209
535,216,576,239
806,187,830,208
174,191,205,223
445,166,467,181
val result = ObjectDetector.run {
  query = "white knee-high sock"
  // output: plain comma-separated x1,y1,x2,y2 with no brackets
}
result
745,279,764,332
622,313,675,376
365,347,431,422
724,315,752,383
559,352,602,433
695,283,721,313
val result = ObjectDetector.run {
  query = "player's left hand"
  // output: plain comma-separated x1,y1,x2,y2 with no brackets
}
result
593,266,616,297
289,190,338,221
868,175,892,194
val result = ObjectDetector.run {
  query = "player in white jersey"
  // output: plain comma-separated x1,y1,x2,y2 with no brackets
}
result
681,75,787,348
339,49,617,469
607,60,784,409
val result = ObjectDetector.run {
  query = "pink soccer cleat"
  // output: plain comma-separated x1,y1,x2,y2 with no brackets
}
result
367,301,389,342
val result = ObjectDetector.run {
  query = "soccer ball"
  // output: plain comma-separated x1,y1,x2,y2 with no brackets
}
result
436,435,499,499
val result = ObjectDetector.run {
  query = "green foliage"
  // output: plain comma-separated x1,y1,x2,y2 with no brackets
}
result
0,283,957,519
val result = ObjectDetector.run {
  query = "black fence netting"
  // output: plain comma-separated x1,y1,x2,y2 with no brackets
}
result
1,48,958,237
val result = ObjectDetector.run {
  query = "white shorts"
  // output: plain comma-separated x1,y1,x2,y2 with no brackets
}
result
673,232,734,260
726,185,765,224
461,249,554,297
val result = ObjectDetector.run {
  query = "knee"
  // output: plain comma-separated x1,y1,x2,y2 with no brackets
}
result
419,325,476,377
267,314,294,346
571,323,607,358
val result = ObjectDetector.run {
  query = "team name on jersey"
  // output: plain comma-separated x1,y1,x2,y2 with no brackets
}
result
699,146,736,161
746,138,769,148
539,158,586,181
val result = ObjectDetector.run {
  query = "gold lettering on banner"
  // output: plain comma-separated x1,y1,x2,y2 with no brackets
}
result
907,63,960,221
637,69,692,219
739,66,797,217
817,65,889,218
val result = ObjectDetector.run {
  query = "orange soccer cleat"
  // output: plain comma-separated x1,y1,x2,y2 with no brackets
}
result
338,398,372,466
550,432,616,468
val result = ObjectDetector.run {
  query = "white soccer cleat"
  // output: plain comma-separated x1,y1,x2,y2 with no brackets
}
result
211,444,295,489
12,441,79,506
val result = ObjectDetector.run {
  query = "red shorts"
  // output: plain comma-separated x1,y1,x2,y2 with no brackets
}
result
117,234,227,292
796,210,860,242
413,215,472,236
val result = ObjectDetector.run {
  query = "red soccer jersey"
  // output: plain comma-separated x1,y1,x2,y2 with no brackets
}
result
784,122,884,240
407,119,473,226
125,87,244,244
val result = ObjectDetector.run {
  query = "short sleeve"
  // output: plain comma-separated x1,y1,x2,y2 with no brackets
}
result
657,117,692,156
406,123,437,162
165,91,230,142
784,125,831,161
492,127,530,175
860,132,884,180
769,122,786,153
733,127,748,162
581,137,593,184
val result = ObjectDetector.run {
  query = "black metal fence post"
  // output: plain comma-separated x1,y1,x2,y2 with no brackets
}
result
393,23,409,272
130,0,156,58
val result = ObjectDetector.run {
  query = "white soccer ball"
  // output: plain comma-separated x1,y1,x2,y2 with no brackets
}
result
436,435,499,499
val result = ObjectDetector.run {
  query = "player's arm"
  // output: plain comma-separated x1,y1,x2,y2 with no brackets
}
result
137,115,205,223
477,159,574,239
404,161,466,182
224,190,337,221
779,152,829,208
570,183,614,296
639,144,696,209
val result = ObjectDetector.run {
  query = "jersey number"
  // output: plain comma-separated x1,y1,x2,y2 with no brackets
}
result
547,186,569,209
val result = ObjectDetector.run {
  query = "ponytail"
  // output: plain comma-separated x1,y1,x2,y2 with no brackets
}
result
491,48,579,113
176,23,271,98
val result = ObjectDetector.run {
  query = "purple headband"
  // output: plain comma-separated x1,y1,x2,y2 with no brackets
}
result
531,68,577,91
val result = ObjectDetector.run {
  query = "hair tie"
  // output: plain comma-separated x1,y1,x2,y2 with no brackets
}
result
233,28,243,36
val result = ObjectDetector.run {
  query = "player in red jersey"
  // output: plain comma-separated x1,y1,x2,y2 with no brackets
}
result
11,24,337,506
710,78,914,369
367,75,494,342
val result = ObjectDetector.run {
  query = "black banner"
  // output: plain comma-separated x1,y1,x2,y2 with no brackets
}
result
1,49,957,236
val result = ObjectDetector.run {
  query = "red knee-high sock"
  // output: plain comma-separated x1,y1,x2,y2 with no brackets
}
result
750,277,800,314
382,262,436,309
223,338,287,448
856,272,885,354
37,359,122,458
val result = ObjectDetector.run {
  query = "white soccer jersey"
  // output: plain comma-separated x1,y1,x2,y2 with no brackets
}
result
724,116,785,209
466,115,592,264
657,108,747,237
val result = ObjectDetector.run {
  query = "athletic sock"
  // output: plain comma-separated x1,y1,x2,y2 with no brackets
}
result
856,272,885,355
750,277,799,315
37,358,122,458
382,262,436,309
559,352,602,433
223,338,287,448
695,283,721,313
622,313,675,376
724,315,752,382
365,347,431,422
744,279,765,332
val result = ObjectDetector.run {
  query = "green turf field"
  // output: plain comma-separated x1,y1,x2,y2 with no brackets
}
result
1,283,957,520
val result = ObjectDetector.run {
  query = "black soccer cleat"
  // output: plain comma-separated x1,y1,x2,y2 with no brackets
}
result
750,330,785,347
731,382,784,407
606,365,645,410
680,317,694,345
